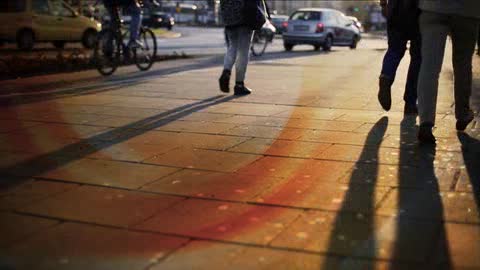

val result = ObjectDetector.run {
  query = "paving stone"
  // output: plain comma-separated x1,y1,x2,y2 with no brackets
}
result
238,157,352,181
145,148,261,173
156,121,238,134
455,169,479,193
338,164,456,191
20,186,183,227
434,223,480,269
300,130,383,146
0,180,78,210
39,158,179,189
271,211,438,262
98,107,164,118
377,189,480,224
317,144,408,165
135,199,301,245
172,112,236,122
85,141,178,163
223,125,304,140
2,222,188,270
88,116,151,128
336,111,384,122
213,115,262,124
229,138,331,158
0,120,41,133
256,175,389,212
0,212,59,249
141,169,281,201
274,107,344,120
0,133,82,155
7,123,109,139
124,131,250,151
205,103,289,116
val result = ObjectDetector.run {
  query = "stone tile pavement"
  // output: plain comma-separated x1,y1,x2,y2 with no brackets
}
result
0,41,480,269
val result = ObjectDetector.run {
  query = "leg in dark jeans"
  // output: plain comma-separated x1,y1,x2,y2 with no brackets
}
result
381,28,408,81
404,34,421,106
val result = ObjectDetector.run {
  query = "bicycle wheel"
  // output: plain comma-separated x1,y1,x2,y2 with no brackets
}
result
250,30,268,57
134,28,157,71
94,29,121,76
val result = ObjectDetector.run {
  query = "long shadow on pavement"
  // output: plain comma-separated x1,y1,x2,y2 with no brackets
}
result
0,94,238,189
389,116,451,269
458,132,480,214
321,117,387,269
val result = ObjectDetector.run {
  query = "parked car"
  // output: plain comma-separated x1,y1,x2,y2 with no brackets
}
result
142,11,175,30
347,16,364,33
0,0,101,50
270,14,289,34
282,8,361,51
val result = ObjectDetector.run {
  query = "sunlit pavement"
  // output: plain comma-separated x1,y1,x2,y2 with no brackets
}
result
0,39,479,270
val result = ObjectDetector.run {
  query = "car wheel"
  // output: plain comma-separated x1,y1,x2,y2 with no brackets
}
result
17,29,34,51
82,29,97,49
314,45,321,51
53,41,66,49
322,35,332,51
350,36,358,49
284,43,293,52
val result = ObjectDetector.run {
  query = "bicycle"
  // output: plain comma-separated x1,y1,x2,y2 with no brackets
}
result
250,22,276,57
94,0,157,76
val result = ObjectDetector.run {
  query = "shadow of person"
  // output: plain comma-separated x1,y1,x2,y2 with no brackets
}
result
320,117,388,269
457,132,480,213
389,115,451,269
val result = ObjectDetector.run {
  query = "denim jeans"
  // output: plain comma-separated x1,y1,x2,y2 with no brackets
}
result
381,27,421,105
417,11,480,125
224,26,254,83
106,2,142,42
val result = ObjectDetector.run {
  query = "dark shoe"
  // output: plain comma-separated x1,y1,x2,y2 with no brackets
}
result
456,112,474,131
219,70,231,93
234,83,252,96
418,122,436,144
378,74,393,111
404,103,418,115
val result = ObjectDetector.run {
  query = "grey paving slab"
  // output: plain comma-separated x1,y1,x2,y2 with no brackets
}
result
135,198,302,245
19,185,183,227
2,222,188,270
229,138,332,158
39,158,180,189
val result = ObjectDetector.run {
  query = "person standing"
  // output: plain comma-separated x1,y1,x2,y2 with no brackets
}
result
218,0,268,95
416,0,480,143
378,0,421,114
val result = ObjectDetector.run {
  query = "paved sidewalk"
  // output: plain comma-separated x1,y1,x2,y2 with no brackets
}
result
0,41,479,270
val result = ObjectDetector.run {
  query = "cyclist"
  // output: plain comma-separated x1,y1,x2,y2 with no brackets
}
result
100,0,159,48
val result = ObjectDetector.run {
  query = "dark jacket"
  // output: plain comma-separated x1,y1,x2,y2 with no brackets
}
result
419,0,480,19
386,0,420,33
220,0,245,27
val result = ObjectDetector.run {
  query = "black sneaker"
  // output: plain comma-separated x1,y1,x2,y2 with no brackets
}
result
378,74,393,111
234,84,252,96
404,103,418,115
219,70,231,93
418,122,436,144
456,112,474,131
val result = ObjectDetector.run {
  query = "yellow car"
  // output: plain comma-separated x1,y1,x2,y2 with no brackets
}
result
0,0,101,50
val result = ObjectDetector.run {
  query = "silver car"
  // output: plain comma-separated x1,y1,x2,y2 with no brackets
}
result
282,8,361,51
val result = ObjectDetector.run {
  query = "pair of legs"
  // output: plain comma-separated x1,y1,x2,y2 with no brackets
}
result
219,26,254,95
105,2,142,45
417,11,479,140
379,26,421,111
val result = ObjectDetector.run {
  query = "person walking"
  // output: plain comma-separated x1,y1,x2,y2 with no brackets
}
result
218,0,269,95
378,0,421,114
416,0,480,143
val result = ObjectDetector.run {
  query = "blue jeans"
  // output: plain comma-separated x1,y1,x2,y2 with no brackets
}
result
381,27,421,105
106,2,142,42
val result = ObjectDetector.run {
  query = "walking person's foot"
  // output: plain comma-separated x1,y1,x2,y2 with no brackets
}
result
219,69,231,93
378,74,393,111
404,103,418,115
417,122,436,144
456,111,474,131
234,82,252,96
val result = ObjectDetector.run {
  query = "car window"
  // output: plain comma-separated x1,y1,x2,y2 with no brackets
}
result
290,11,322,21
32,0,51,15
0,0,26,12
50,1,75,17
